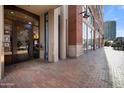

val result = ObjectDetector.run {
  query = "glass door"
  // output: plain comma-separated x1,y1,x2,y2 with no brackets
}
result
4,8,39,65
13,21,33,63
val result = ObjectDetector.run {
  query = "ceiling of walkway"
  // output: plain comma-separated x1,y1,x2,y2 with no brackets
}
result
16,5,60,15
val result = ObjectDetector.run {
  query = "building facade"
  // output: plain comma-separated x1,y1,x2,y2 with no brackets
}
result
104,21,116,41
0,5,104,79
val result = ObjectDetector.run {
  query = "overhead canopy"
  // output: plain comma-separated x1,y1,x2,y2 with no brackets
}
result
16,5,60,15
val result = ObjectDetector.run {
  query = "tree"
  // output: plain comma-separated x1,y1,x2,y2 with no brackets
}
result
116,41,121,50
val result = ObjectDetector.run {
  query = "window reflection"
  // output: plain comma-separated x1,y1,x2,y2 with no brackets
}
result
16,22,30,54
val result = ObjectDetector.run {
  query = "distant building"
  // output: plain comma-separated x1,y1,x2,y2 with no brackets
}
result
104,21,116,41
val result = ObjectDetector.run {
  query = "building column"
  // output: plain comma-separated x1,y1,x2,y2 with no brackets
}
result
68,5,83,57
48,8,59,62
39,14,45,60
60,6,67,59
0,5,4,79
93,24,96,50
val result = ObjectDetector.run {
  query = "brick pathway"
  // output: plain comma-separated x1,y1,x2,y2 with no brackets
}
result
0,47,123,88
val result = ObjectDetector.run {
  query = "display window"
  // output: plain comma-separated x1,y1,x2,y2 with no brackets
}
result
82,22,94,52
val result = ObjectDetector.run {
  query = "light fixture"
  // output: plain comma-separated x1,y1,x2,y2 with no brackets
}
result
83,12,90,18
25,16,27,18
10,11,14,14
80,5,90,19
28,22,32,25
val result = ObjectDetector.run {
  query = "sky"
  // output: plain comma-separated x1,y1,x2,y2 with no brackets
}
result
104,5,124,37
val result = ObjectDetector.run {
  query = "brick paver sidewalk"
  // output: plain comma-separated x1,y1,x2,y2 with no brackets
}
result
0,47,123,88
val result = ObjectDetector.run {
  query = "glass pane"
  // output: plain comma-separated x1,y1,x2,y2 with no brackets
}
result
83,23,87,51
4,19,12,54
33,26,39,58
88,27,92,50
16,22,31,54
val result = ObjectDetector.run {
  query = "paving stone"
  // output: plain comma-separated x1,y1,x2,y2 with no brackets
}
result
0,47,124,88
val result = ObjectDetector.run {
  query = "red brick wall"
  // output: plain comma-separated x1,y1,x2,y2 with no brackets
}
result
76,5,82,45
68,5,103,48
90,5,104,49
68,5,82,45
68,5,77,45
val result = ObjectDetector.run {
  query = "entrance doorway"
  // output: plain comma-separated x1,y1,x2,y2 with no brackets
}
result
13,20,33,63
4,19,33,65
4,7,39,65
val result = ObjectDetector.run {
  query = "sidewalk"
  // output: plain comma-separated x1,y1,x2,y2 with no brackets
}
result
1,47,123,88
104,47,124,87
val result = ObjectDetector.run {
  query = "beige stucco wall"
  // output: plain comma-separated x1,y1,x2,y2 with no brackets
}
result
68,45,83,57
48,8,59,62
39,14,45,60
48,10,54,62
59,6,67,60
53,8,59,62
39,5,68,62
65,6,69,57
0,5,4,79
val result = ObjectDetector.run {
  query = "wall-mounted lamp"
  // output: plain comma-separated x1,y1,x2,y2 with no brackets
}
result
80,5,90,19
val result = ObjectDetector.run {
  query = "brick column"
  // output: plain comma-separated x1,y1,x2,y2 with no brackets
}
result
0,5,4,79
68,5,83,57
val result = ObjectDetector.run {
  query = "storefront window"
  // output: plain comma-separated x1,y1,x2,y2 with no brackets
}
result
16,22,31,54
96,31,100,48
83,23,94,51
88,27,91,50
91,30,94,49
33,26,39,45
4,19,12,53
87,8,94,26
82,23,87,51
88,28,94,50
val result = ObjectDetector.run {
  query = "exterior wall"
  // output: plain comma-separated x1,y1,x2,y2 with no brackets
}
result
39,5,68,62
0,5,104,79
0,5,4,79
68,5,83,57
68,45,83,57
40,6,68,62
48,6,68,61
82,6,95,51
60,6,67,59
40,14,45,60
68,5,104,57
88,5,104,49
48,9,59,62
